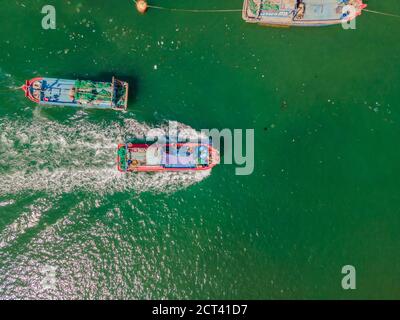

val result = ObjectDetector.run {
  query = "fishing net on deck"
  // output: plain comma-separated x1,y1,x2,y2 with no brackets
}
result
74,80,112,104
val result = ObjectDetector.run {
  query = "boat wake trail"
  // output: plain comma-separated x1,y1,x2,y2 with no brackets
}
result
0,118,210,196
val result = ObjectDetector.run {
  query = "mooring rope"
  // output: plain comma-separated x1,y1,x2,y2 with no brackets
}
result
133,0,241,13
0,86,23,93
147,6,242,13
363,9,400,19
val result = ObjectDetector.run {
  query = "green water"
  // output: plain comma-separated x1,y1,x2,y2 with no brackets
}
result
1,0,400,299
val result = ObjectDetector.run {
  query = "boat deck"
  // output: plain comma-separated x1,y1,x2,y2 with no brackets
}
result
297,0,345,21
39,78,113,108
23,77,129,110
118,143,216,172
41,78,76,106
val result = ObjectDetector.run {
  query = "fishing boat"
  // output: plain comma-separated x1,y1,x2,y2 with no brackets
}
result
117,142,220,172
22,77,129,110
242,0,366,27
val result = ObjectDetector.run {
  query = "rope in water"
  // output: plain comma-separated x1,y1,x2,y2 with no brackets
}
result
0,86,23,93
363,9,400,19
147,6,242,13
133,0,241,13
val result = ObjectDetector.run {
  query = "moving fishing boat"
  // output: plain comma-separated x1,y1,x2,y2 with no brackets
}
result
117,142,220,172
22,77,129,110
242,0,366,26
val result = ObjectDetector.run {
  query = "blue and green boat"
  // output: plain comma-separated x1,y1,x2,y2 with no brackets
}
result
22,77,129,110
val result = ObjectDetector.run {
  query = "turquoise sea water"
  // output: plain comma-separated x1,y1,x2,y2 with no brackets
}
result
0,0,400,299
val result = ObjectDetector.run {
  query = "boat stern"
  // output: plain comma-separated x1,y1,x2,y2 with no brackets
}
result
111,77,129,111
242,0,262,22
117,144,128,172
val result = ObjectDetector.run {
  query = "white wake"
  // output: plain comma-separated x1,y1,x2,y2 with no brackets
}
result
0,117,211,196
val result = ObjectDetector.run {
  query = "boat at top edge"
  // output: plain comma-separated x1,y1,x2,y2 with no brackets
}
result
22,77,129,110
242,0,366,27
117,142,220,172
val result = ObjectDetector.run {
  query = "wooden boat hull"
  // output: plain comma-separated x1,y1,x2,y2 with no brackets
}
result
22,77,129,110
117,143,220,172
242,0,366,27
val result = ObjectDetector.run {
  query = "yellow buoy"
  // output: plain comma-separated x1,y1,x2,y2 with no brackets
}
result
136,0,148,14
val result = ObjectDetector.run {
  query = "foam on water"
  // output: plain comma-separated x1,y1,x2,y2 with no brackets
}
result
0,117,210,196
0,197,52,249
0,199,15,207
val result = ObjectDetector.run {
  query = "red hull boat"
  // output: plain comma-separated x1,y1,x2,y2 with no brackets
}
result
117,142,219,172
